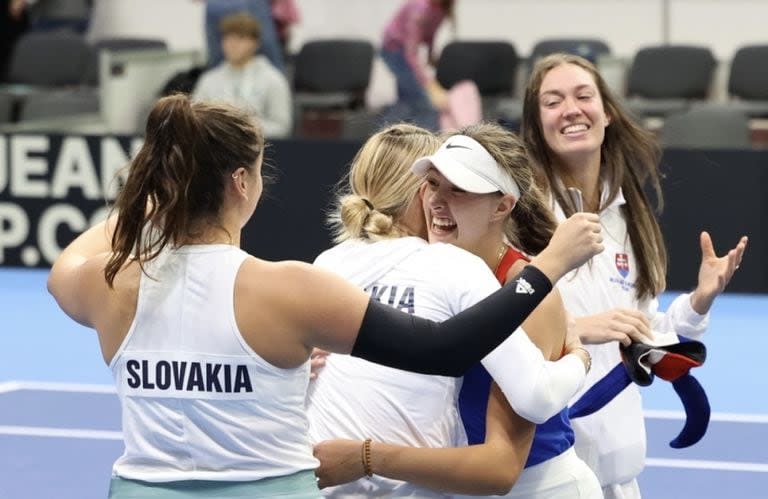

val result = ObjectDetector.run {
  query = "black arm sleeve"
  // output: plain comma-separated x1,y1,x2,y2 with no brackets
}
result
351,264,553,377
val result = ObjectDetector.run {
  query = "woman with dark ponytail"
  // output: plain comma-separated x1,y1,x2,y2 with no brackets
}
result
310,122,601,498
520,53,748,499
105,94,259,286
47,95,602,498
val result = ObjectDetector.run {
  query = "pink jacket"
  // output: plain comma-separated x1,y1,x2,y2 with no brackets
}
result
271,0,300,25
382,0,448,86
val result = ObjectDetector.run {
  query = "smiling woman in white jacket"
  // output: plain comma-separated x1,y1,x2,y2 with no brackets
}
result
520,53,748,499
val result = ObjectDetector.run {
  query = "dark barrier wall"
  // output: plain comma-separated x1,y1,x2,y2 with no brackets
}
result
656,149,766,294
242,138,355,262
1,134,765,293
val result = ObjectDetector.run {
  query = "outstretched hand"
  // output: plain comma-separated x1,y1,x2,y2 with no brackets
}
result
313,439,366,489
690,232,748,314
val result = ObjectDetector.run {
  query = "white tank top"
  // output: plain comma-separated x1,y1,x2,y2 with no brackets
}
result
110,244,318,482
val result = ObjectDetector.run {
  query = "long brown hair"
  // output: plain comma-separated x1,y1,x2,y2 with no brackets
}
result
331,123,439,242
452,122,558,256
521,53,666,299
104,94,265,286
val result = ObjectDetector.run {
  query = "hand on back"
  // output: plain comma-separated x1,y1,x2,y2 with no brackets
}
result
313,439,366,488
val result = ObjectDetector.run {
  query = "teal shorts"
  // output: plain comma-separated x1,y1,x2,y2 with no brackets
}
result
108,470,321,498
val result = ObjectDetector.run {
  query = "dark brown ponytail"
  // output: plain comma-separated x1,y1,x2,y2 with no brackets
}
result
105,94,264,286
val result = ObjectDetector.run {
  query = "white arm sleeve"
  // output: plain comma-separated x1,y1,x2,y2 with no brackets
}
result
645,292,710,341
481,329,587,424
442,247,585,423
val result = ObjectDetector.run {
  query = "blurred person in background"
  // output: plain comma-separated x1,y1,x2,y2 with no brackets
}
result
270,0,300,59
379,0,455,130
193,12,292,138
201,0,284,71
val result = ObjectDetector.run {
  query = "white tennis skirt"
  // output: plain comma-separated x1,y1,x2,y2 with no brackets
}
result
457,447,604,499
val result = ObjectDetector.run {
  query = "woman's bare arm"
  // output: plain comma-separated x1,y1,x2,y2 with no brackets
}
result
314,383,535,495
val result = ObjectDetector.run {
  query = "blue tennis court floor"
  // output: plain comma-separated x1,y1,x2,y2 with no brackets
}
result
1,269,766,498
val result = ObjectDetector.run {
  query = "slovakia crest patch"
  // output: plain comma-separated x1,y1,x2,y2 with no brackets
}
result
615,253,630,278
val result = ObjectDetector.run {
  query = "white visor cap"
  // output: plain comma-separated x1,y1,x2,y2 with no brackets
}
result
411,135,521,199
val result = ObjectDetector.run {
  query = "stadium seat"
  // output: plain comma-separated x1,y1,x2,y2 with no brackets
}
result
625,45,716,118
6,30,92,87
292,39,375,138
293,39,374,110
726,45,768,118
1,30,97,125
659,106,752,149
435,40,520,122
530,38,611,65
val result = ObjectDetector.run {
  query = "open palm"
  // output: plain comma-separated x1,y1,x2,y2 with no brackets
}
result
691,231,748,314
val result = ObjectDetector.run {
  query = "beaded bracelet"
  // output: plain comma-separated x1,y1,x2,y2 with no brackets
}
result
361,438,373,477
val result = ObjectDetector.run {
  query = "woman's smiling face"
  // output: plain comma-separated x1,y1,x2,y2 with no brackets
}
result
537,62,611,164
420,168,503,253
